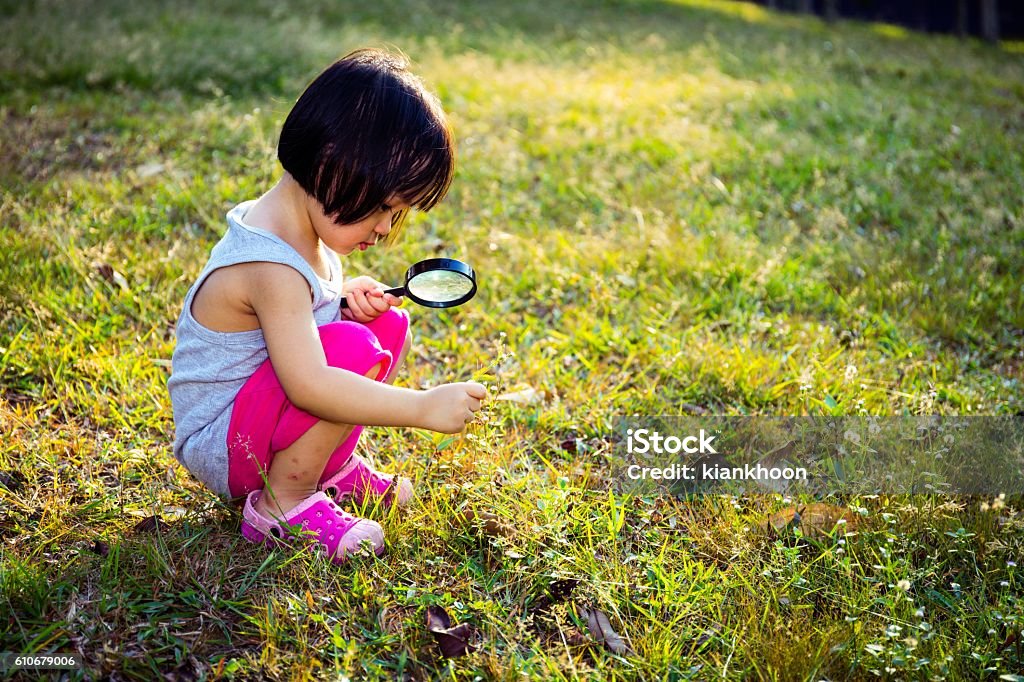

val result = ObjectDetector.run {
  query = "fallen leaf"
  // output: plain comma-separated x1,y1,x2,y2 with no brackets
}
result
461,509,506,537
582,606,631,655
94,262,129,290
426,605,476,658
548,578,580,603
530,578,581,615
90,539,109,557
132,515,164,534
764,502,857,539
426,605,452,630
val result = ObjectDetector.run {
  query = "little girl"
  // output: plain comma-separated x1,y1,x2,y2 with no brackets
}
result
168,49,486,563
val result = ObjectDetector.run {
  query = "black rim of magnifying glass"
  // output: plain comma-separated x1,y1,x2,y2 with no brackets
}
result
403,257,477,309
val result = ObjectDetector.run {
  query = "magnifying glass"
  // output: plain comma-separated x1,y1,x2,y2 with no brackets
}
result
340,257,477,310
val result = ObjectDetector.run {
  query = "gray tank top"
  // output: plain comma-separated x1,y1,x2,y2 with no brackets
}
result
167,200,344,497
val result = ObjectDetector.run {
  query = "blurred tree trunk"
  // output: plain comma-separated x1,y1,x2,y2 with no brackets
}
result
956,0,968,38
981,0,999,43
823,0,838,22
798,0,813,15
766,0,777,8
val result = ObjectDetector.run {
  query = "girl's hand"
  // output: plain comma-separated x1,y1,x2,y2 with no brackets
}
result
341,275,403,323
419,382,488,433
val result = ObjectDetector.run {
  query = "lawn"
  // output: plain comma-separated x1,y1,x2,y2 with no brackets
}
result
1,0,1023,679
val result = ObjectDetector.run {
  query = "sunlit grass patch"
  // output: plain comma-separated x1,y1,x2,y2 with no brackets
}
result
2,0,1023,678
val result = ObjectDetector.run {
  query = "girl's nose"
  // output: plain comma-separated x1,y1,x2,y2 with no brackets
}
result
376,214,393,235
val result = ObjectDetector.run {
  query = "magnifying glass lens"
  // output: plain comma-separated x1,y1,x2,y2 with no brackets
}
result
406,269,474,304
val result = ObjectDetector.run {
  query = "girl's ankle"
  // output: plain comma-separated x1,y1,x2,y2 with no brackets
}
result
254,489,314,520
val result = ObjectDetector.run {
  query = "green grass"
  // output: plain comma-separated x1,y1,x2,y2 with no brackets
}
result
2,0,1023,678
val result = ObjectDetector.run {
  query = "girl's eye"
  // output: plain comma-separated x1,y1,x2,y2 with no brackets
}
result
381,203,392,213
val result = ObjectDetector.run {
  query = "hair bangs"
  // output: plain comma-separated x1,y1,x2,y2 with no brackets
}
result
278,48,455,244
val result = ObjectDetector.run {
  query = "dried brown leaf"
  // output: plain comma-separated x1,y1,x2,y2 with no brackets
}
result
461,509,507,537
764,502,857,539
426,605,476,658
548,578,580,603
132,515,164,534
583,606,631,656
94,262,129,290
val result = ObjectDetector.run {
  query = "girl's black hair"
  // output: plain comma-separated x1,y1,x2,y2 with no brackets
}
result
278,48,454,242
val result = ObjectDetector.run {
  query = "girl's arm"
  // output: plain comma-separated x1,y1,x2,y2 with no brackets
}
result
244,262,483,432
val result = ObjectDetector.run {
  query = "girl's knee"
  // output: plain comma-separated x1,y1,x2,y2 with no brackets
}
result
316,318,396,382
402,326,413,355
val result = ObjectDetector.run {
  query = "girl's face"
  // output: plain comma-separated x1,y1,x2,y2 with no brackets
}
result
306,194,409,255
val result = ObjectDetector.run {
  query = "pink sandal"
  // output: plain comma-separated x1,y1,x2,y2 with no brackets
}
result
320,454,414,508
240,490,385,563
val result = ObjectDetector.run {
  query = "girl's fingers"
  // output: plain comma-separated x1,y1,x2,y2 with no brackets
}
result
347,288,392,321
368,290,391,314
347,290,375,321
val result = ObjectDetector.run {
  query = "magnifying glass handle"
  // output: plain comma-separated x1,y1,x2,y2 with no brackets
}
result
340,286,407,309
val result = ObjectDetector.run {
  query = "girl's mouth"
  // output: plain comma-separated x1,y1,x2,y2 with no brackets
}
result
358,242,373,251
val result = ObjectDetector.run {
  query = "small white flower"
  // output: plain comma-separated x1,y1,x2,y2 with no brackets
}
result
1008,561,1017,567
897,580,911,591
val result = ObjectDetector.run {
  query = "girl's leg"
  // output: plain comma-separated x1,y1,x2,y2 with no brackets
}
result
253,362,383,520
227,318,398,500
386,327,413,386
315,311,411,485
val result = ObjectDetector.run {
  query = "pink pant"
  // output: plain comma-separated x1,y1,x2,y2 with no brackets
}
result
226,308,410,499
